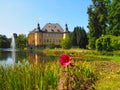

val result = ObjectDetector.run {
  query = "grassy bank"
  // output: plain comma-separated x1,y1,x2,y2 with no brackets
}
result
43,49,120,89
0,61,59,90
0,56,96,90
1,49,120,89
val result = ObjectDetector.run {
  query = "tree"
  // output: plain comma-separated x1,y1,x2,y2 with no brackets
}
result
106,0,120,36
0,34,10,48
71,26,88,48
87,0,110,49
16,34,27,49
81,27,88,48
61,37,71,49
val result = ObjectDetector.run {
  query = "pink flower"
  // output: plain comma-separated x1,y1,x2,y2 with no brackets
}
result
60,54,72,66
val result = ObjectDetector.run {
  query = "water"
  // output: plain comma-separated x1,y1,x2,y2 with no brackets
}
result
0,51,59,65
0,35,59,65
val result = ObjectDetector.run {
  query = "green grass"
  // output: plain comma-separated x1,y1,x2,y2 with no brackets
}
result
1,49,120,89
0,56,96,90
0,61,60,90
95,74,120,90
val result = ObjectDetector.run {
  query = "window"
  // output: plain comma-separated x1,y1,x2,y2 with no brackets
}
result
51,29,54,32
56,34,58,37
50,33,52,37
57,29,60,32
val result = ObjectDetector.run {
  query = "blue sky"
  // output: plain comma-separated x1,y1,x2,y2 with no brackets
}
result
0,0,92,38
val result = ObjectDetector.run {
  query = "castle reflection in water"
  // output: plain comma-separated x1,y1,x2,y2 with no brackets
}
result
0,50,59,65
28,52,58,65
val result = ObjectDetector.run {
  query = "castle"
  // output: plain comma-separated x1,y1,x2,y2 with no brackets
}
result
28,23,70,48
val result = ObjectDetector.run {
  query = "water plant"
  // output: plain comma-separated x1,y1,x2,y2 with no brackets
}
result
0,51,97,90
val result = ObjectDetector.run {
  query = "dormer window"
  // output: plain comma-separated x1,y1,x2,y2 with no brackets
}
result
51,29,54,32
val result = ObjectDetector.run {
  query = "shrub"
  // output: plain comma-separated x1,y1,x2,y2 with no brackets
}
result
96,35,120,51
111,37,120,50
61,37,72,49
88,37,96,49
48,42,55,49
96,35,113,51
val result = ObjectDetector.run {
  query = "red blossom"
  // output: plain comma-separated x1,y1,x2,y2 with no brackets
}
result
60,54,72,66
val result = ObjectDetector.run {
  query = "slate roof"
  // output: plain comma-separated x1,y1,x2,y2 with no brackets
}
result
29,23,69,34
42,23,64,33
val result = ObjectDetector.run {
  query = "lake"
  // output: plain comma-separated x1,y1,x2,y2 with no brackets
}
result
0,49,59,65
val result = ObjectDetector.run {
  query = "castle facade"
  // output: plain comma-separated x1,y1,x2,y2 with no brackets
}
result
28,23,70,47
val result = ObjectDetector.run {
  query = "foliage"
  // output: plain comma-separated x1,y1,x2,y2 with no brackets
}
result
61,37,71,49
106,0,120,36
48,42,55,49
71,26,88,48
96,35,120,51
88,37,96,49
16,34,27,49
71,29,77,46
0,61,59,90
58,55,96,89
111,36,120,50
96,35,112,51
0,34,10,48
0,52,96,90
87,0,110,49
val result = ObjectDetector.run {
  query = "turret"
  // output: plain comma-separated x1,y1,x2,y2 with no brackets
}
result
63,24,70,39
65,24,69,32
37,23,41,31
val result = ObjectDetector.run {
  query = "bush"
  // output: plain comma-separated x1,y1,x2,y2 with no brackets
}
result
48,42,55,49
88,37,96,49
96,35,112,51
61,38,72,49
111,37,120,50
96,35,120,51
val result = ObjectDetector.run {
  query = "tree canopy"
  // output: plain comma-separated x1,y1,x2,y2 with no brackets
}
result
106,0,120,36
0,34,10,48
71,26,88,48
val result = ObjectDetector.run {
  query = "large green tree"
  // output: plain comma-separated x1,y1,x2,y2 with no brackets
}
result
87,0,110,49
71,26,88,48
106,0,120,36
0,34,10,48
16,34,27,49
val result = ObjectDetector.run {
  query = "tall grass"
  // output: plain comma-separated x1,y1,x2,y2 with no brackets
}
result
0,59,96,90
0,61,60,90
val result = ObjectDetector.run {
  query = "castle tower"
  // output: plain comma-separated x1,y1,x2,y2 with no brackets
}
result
63,24,70,39
35,23,43,46
37,23,40,31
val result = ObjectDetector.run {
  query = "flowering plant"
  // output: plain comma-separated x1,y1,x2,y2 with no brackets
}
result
59,54,72,66
58,54,76,90
58,53,96,90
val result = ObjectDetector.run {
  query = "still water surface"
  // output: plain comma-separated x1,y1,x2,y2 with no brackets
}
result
0,49,59,65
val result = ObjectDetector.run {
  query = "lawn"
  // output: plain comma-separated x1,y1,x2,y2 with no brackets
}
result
43,49,120,89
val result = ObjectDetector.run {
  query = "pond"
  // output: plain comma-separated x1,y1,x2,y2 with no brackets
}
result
0,49,59,65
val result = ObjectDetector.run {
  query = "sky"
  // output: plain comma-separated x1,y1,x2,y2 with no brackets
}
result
0,0,92,38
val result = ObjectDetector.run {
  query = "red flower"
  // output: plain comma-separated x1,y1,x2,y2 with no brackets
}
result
60,54,72,66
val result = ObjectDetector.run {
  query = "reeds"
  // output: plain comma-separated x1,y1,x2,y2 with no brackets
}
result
0,60,96,90
0,61,60,90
